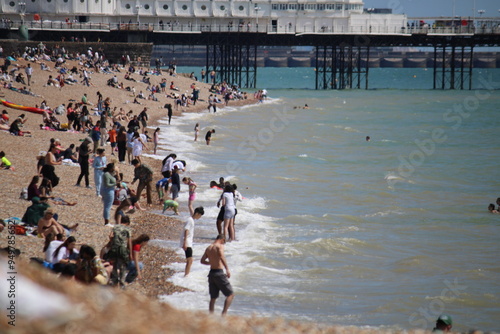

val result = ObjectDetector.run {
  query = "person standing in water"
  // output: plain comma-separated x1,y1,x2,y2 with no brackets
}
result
200,234,234,315
205,129,215,145
180,206,204,277
194,123,199,141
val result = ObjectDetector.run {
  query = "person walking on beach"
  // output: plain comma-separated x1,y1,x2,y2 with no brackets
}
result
180,206,204,277
131,158,154,207
205,129,215,145
108,215,132,287
92,148,106,197
116,126,127,163
200,234,234,315
25,63,33,86
101,163,116,226
166,103,173,125
76,137,92,188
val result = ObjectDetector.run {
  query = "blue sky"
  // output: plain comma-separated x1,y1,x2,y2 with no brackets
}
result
364,0,500,18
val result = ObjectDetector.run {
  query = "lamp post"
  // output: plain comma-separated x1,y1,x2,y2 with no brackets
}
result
19,2,26,24
135,4,143,28
254,4,260,31
477,9,485,17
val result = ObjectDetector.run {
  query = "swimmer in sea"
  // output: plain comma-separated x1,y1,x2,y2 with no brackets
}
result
488,203,499,214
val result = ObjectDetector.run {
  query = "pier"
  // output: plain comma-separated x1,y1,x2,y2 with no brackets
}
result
1,9,499,89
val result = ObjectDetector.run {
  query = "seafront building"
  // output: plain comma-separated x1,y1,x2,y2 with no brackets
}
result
0,0,406,34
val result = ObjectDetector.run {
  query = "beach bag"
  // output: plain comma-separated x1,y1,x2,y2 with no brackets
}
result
14,225,27,235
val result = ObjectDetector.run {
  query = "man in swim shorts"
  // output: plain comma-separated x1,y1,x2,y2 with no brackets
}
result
200,234,234,315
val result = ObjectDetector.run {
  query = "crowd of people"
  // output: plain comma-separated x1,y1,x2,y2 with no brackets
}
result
0,44,252,314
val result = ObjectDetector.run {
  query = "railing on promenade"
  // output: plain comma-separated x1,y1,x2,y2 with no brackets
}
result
1,20,500,36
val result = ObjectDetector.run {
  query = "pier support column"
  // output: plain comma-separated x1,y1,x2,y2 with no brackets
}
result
206,44,257,88
315,45,369,90
433,45,473,90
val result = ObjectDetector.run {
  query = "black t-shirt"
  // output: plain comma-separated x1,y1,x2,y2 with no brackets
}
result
205,131,212,141
63,148,74,160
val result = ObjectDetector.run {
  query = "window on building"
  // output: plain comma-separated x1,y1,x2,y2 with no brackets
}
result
182,5,187,10
163,4,168,10
201,5,206,10
144,4,149,9
125,4,130,9
239,5,244,11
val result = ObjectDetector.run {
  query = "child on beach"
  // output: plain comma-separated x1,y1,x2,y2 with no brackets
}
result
156,177,170,203
163,199,179,215
194,123,199,141
182,177,197,216
153,127,160,155
0,151,12,169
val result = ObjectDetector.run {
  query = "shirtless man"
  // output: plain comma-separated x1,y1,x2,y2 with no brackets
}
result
200,234,234,315
37,208,65,237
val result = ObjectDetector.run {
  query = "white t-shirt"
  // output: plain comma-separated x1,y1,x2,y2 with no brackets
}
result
45,240,63,262
223,192,235,211
51,245,79,264
172,161,185,171
179,217,194,248
161,157,174,173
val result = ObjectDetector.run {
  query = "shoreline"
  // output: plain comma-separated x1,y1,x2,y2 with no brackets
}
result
0,54,258,299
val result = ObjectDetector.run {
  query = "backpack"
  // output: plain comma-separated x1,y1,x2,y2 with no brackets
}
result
108,225,130,260
14,225,27,235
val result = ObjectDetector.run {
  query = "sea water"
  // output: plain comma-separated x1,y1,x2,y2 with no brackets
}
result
147,67,500,332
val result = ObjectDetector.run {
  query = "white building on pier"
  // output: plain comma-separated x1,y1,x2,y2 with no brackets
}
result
0,0,406,34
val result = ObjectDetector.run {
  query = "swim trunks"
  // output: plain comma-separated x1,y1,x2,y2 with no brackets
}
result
208,269,233,299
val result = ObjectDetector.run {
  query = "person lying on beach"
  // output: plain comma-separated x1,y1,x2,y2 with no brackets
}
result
162,199,179,215
488,204,499,214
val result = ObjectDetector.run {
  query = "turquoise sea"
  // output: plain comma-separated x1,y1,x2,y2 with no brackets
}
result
146,67,500,332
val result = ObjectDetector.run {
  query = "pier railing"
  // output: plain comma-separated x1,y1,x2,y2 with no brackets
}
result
2,20,500,36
